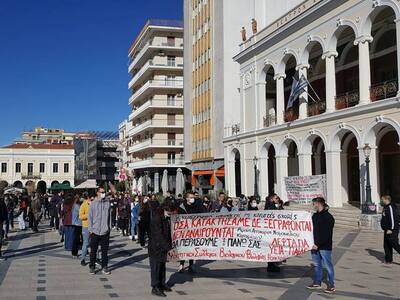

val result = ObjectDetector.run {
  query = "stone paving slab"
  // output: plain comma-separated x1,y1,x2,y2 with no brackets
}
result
0,223,399,300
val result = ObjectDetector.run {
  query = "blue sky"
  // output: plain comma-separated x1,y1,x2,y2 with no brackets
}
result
0,0,182,145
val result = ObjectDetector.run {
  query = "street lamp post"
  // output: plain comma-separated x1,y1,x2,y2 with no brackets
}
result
253,156,260,203
362,144,376,214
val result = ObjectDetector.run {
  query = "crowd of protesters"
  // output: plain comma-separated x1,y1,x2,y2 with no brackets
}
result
0,186,399,297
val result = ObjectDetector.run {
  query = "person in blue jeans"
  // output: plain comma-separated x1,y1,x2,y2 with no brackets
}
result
307,197,336,294
130,196,140,241
79,193,91,266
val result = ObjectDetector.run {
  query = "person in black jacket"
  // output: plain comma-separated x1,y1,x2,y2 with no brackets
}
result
148,199,175,297
0,197,8,261
264,194,283,272
307,197,335,294
380,195,400,264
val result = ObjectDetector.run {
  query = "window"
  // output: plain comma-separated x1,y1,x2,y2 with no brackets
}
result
1,163,7,173
167,36,175,47
167,56,176,66
167,114,176,125
15,163,21,173
53,163,58,173
168,133,176,145
167,94,175,106
40,163,45,173
64,163,69,173
27,163,33,175
168,152,176,164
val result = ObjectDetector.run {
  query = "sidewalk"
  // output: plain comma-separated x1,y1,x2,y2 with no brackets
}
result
0,224,398,300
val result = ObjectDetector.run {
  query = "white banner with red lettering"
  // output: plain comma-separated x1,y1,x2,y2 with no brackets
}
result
168,210,314,262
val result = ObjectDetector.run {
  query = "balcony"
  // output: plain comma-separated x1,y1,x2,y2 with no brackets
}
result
129,118,184,137
21,173,42,180
128,60,184,89
128,157,185,169
263,114,276,127
370,79,398,102
128,98,183,121
129,79,183,105
335,90,359,110
128,138,184,153
308,101,326,117
128,39,184,73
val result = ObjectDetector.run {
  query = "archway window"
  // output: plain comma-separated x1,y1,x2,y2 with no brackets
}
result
264,67,276,127
370,7,398,101
287,141,299,176
267,146,276,195
335,26,359,109
311,137,326,175
233,150,242,197
307,42,326,116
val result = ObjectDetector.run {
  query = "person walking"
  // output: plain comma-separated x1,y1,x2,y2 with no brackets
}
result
148,199,174,297
138,196,150,247
117,193,130,237
0,197,8,261
88,187,111,275
49,192,62,230
71,195,82,258
79,192,91,266
380,195,400,264
61,194,75,251
307,197,336,294
30,193,42,233
130,196,140,241
16,198,26,231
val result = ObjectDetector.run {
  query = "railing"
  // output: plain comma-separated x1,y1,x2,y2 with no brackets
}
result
308,101,326,117
129,98,183,120
284,108,298,122
129,118,184,136
130,79,184,104
128,157,185,169
370,79,398,102
335,90,359,109
263,114,276,127
21,173,41,180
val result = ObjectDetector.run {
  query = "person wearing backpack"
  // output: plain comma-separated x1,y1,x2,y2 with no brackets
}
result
380,195,400,264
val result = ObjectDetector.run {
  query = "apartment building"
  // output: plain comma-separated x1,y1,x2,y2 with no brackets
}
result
15,127,75,145
125,19,186,194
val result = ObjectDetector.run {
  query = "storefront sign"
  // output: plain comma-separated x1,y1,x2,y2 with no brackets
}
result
285,175,326,204
168,210,314,262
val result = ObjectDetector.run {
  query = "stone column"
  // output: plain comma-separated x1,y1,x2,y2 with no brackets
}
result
395,18,400,96
274,73,286,125
355,36,373,105
325,150,343,207
256,81,267,129
275,155,288,201
154,172,159,193
296,64,310,119
259,155,269,200
298,152,312,176
322,51,338,113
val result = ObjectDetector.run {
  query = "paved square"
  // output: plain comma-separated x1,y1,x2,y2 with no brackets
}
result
0,224,399,300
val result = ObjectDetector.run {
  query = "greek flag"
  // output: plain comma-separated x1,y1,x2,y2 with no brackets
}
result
287,73,308,109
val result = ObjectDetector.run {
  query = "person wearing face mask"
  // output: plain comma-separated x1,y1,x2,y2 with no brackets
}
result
130,196,141,241
264,194,283,273
202,196,212,213
88,187,112,275
138,196,151,247
247,197,259,211
148,199,175,297
177,192,202,273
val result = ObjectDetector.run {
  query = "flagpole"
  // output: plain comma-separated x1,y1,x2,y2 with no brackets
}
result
304,77,321,102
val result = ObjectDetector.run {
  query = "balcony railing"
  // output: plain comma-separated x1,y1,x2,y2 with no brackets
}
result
128,157,185,169
284,108,299,122
263,114,276,127
129,98,183,120
21,173,42,180
335,90,359,109
129,79,183,104
308,101,326,117
129,118,184,136
370,79,398,102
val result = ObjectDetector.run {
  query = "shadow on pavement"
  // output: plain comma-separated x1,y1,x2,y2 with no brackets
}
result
108,252,148,271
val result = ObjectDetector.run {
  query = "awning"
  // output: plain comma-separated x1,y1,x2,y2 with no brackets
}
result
192,170,213,176
215,167,225,177
49,183,73,191
74,179,98,190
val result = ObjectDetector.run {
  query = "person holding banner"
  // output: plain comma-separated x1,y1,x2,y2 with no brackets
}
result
177,192,202,273
148,199,175,297
307,197,336,294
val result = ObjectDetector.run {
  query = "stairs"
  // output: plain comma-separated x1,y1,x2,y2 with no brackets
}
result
285,202,360,229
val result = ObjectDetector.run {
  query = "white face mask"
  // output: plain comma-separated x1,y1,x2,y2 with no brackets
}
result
188,198,195,204
100,193,106,199
143,198,148,203
251,202,257,208
275,203,280,208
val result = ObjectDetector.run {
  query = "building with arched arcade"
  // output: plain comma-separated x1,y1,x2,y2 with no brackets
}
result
224,0,400,208
0,143,75,193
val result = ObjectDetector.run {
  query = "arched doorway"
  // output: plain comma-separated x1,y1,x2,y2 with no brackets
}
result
264,66,277,127
378,131,400,204
334,26,359,109
287,140,299,176
343,135,360,206
312,137,326,175
233,149,242,197
37,181,47,194
13,181,23,188
283,55,298,122
51,181,59,187
307,42,326,116
369,6,398,101
62,181,71,187
259,142,277,198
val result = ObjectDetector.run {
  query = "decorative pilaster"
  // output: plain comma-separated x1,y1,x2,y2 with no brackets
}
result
274,73,286,125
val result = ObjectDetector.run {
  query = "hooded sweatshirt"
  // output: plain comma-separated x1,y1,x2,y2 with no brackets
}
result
88,197,111,236
312,207,335,251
